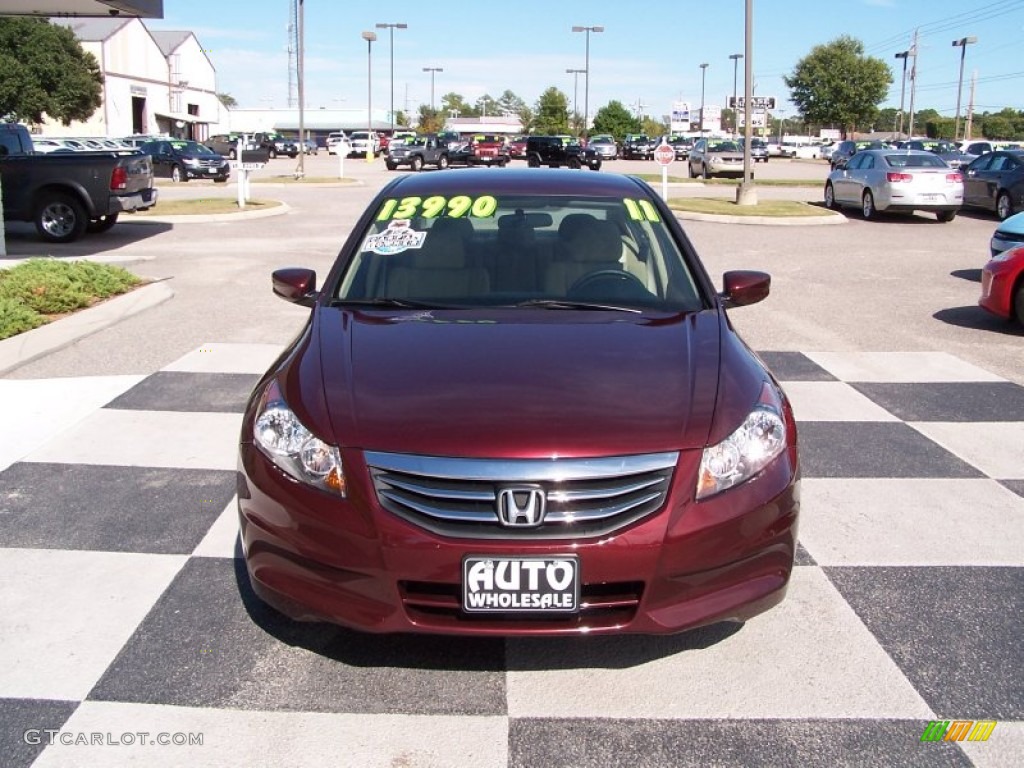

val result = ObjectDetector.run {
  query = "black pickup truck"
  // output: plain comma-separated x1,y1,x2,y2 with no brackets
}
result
1,123,157,243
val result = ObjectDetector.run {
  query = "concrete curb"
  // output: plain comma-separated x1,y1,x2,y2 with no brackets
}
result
0,281,174,375
121,201,292,225
672,209,847,226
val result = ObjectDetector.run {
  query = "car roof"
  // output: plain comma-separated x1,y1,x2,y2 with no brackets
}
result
380,167,653,199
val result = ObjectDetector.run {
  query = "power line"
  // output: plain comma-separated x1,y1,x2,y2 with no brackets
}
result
863,0,1023,54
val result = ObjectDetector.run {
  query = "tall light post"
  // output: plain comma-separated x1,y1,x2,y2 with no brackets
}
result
571,25,604,139
361,31,376,163
566,67,585,134
729,53,743,137
906,31,919,139
952,36,977,141
894,50,909,138
375,22,407,134
296,0,305,178
698,62,709,136
422,66,443,111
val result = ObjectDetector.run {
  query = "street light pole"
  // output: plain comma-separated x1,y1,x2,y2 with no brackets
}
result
375,22,407,134
361,31,376,163
729,53,742,137
422,66,443,111
296,0,305,178
698,62,709,136
894,50,909,138
566,68,585,135
952,36,977,141
571,25,604,139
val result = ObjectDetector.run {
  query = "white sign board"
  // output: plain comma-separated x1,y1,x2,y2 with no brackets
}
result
670,101,691,133
234,162,266,171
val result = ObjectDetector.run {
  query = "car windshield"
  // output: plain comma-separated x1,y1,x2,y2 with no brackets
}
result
333,193,704,312
169,140,214,155
884,153,947,168
708,141,739,152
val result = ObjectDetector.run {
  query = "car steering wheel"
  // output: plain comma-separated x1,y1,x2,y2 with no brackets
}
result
568,269,650,299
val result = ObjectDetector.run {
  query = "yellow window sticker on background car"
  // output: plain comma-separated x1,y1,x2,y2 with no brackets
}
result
361,220,427,255
376,194,498,221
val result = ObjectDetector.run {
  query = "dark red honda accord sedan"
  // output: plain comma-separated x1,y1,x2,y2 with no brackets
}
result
238,168,799,635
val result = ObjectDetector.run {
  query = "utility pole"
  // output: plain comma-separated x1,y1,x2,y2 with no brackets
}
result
906,29,919,140
965,70,977,141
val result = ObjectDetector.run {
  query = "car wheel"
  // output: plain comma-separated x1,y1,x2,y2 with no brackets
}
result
590,160,602,171
410,156,424,172
228,149,237,160
170,164,183,183
268,148,277,159
86,213,119,234
1014,280,1024,325
936,210,956,223
862,191,876,220
527,155,540,168
33,192,88,243
568,156,581,170
385,161,397,171
437,154,449,170
997,191,1013,220
701,164,711,180
824,182,837,210
214,177,228,184
688,162,696,179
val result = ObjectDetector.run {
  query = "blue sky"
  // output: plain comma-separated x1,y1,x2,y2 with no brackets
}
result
150,0,1024,122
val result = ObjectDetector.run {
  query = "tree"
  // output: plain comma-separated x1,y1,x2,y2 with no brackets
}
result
417,105,444,133
439,92,472,119
533,87,569,135
0,18,102,125
784,36,891,138
217,93,237,108
591,101,638,141
496,89,533,131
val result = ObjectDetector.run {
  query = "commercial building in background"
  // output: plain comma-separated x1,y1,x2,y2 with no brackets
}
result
36,17,222,141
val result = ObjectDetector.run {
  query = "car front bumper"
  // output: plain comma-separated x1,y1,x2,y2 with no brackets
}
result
238,442,799,636
979,256,1019,319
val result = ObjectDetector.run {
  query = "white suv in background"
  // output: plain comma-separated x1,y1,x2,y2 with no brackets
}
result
326,132,348,155
347,131,380,158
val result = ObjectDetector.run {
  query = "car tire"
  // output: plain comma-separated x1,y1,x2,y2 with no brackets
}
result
86,213,119,234
527,155,540,168
688,162,696,179
228,149,237,160
214,177,228,184
410,156,424,172
268,148,277,159
937,210,956,223
437,154,449,170
862,191,876,220
590,160,602,171
568,157,581,170
385,161,397,171
170,164,184,183
997,191,1013,220
33,192,88,244
701,164,711,180
824,183,837,210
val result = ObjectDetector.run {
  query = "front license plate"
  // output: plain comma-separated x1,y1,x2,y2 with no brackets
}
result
462,556,580,613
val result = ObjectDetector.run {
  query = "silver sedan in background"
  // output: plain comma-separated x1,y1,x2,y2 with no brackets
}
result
688,139,745,178
823,149,963,222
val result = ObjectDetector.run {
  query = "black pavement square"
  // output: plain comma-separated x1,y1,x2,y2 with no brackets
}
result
797,422,985,478
88,557,507,716
508,718,973,768
826,566,1024,719
1000,480,1024,498
0,463,235,554
756,351,838,382
852,382,1024,422
105,371,260,413
0,699,80,768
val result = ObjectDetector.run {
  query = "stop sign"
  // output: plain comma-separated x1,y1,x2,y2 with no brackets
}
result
653,142,675,166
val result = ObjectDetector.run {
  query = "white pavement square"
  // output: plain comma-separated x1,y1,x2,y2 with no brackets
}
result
781,381,900,421
805,351,1008,383
910,422,1024,479
160,343,285,375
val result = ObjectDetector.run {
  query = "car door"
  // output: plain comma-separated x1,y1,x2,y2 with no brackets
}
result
832,151,863,203
964,153,1002,210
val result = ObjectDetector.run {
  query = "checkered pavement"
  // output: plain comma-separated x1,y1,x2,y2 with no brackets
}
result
1,343,1021,767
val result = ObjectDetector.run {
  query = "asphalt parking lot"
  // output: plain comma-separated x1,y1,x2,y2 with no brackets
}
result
1,154,1022,767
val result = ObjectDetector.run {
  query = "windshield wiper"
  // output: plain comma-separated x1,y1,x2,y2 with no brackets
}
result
329,298,450,309
513,299,643,314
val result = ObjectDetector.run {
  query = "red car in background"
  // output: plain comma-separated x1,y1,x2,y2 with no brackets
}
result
238,169,799,636
508,136,528,159
980,245,1024,324
469,134,510,166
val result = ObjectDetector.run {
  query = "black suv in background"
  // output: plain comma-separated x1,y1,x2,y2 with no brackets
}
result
622,134,654,159
139,139,230,183
525,136,602,170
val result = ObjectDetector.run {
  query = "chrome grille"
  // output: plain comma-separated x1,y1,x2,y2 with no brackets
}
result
366,451,678,539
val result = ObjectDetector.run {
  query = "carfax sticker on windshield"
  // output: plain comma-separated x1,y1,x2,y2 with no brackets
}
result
361,219,427,255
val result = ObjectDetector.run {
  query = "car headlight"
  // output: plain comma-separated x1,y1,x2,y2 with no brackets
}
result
253,381,346,496
696,382,788,500
184,158,201,166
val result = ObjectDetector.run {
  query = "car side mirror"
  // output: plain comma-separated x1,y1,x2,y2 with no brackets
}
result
272,268,318,307
720,270,770,308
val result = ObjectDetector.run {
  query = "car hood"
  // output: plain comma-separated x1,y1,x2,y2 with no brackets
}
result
315,308,722,458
